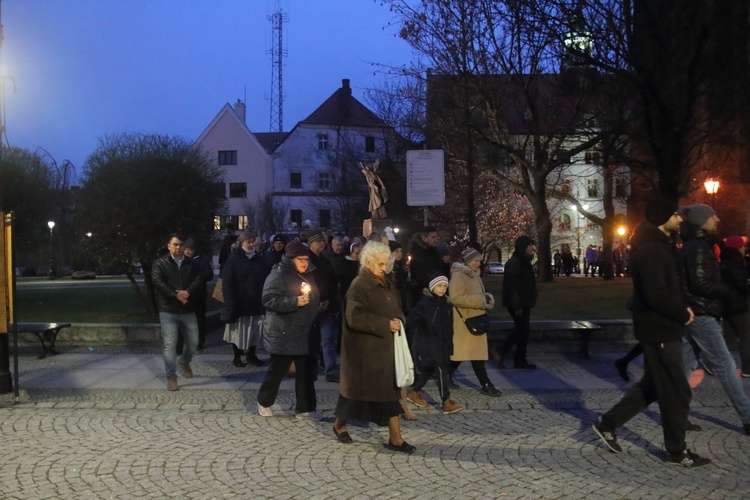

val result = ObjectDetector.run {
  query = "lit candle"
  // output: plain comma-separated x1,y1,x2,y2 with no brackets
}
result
301,282,311,299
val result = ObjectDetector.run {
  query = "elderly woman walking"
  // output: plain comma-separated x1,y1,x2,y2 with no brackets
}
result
256,241,321,420
332,241,415,453
449,247,502,396
221,232,270,367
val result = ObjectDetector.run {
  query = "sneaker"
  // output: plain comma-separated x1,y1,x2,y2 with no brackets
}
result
592,419,622,453
166,377,178,391
407,390,429,408
665,449,711,467
480,383,502,397
295,411,324,421
698,359,715,376
258,404,273,417
442,399,464,414
179,362,193,378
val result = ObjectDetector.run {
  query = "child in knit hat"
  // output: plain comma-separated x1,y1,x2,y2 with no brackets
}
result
405,271,464,414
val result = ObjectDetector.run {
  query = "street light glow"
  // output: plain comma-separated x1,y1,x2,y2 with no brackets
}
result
47,220,55,230
704,178,720,195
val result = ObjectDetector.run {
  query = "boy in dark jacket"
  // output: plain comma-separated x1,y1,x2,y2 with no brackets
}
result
405,272,464,414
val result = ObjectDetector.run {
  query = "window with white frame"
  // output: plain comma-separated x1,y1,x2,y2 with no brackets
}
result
218,150,237,165
559,213,572,231
318,172,331,190
586,178,599,198
318,134,329,151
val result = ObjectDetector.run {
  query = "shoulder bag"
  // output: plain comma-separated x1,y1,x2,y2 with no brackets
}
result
454,306,490,336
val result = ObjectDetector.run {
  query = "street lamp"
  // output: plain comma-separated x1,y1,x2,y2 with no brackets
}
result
47,221,55,279
704,178,720,208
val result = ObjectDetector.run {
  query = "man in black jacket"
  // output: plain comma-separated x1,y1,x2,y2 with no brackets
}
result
183,238,214,350
499,235,538,369
152,233,207,391
679,205,750,436
308,233,341,382
408,226,443,307
593,198,710,467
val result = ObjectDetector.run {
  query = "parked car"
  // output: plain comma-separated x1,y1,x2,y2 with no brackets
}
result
487,262,504,275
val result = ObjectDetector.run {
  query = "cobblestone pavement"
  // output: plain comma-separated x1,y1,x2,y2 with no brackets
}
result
1,343,749,499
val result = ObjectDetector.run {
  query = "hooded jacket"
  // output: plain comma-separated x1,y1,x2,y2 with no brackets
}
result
502,236,537,310
407,290,454,367
629,222,690,343
679,221,732,318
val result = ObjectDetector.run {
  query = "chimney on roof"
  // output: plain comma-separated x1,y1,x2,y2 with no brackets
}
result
234,99,246,123
342,79,351,95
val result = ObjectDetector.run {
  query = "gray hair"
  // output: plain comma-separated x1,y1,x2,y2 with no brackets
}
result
359,241,391,272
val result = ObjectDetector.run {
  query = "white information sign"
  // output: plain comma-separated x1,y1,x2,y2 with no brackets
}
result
406,149,445,206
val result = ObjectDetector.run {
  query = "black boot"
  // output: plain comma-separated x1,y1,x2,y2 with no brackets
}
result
232,344,247,367
246,345,264,367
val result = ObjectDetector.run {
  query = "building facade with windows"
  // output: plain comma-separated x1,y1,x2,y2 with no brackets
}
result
194,100,275,231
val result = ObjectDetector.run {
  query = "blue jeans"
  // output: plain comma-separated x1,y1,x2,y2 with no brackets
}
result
683,315,750,424
159,312,199,379
318,310,339,377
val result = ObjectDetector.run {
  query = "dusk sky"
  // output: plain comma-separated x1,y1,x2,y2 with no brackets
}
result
1,0,415,177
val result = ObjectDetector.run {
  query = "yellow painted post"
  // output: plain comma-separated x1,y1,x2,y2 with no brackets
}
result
0,211,13,393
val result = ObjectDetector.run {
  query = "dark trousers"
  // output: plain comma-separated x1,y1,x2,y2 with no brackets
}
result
501,307,531,363
601,341,691,455
449,360,490,387
195,299,208,347
258,354,317,414
724,311,750,374
412,365,451,402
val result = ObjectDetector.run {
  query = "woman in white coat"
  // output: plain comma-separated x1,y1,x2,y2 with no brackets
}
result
449,247,501,396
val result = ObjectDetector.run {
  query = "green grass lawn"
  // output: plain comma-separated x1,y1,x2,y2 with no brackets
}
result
13,276,632,323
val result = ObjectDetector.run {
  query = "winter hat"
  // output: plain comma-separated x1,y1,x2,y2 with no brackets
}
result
272,234,286,243
644,197,678,226
724,235,746,250
681,204,715,228
428,272,449,292
183,238,196,250
388,240,402,252
514,235,535,253
285,241,309,258
461,247,481,264
307,233,325,245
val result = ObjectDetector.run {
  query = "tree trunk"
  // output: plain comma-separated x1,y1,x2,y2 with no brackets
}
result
530,188,554,282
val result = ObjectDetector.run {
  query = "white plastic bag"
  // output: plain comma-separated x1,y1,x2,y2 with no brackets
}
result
394,320,414,387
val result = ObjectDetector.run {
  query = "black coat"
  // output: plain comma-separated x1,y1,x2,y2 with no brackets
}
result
151,254,206,314
406,291,453,367
190,253,214,300
221,249,270,323
502,247,537,310
630,222,691,344
336,257,360,301
309,251,339,311
720,246,750,315
261,257,320,356
679,223,732,318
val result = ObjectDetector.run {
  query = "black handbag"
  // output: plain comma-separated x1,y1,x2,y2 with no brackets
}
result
454,307,490,336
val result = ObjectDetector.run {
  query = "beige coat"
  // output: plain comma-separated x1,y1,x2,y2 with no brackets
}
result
449,262,495,361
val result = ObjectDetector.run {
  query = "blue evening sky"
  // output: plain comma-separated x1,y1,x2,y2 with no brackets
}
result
1,0,414,175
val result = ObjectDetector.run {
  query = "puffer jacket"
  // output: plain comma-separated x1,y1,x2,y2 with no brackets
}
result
679,222,732,318
629,222,690,344
720,246,750,315
151,253,206,314
406,290,453,367
261,257,320,356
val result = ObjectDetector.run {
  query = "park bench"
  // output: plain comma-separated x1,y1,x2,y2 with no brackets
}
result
15,323,73,359
487,320,603,359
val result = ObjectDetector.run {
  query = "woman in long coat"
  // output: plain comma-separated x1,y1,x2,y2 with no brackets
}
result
256,241,321,419
333,241,415,453
449,247,501,396
221,232,270,367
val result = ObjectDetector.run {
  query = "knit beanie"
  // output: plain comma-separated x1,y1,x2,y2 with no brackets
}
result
285,241,309,258
725,235,745,250
461,247,481,263
644,197,678,226
681,204,716,228
272,234,285,243
307,233,325,245
427,272,449,292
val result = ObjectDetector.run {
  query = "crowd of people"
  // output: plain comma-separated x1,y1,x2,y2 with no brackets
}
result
150,209,749,463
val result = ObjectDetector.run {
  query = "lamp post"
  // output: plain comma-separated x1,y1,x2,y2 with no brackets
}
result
47,220,55,279
704,178,719,208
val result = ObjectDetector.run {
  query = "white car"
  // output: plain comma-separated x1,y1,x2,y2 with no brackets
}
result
487,262,504,274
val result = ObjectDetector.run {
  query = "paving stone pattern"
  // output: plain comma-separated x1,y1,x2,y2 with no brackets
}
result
1,344,749,498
